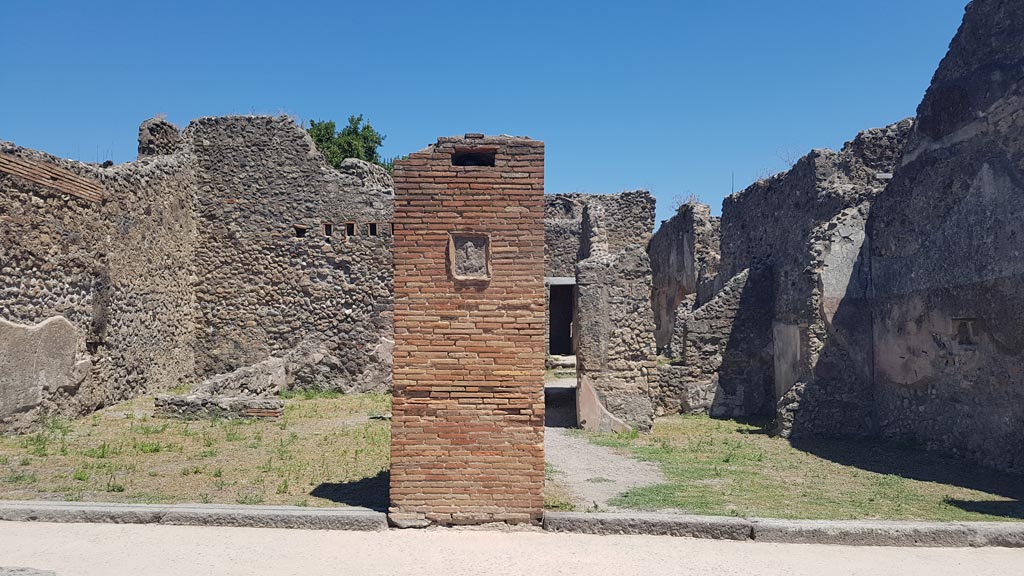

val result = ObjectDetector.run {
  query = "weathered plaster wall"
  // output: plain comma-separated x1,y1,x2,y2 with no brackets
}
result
0,317,84,421
776,204,877,437
188,116,394,392
867,0,1024,473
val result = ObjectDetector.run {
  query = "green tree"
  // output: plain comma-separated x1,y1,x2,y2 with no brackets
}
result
307,115,386,169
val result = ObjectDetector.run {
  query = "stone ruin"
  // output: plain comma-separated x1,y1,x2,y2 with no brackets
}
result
648,0,1024,474
652,120,913,421
0,0,1020,522
1,116,394,430
0,109,654,435
543,191,660,431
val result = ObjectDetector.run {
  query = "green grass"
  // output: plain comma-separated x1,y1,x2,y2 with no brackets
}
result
279,389,342,401
0,392,391,508
580,415,1024,522
3,472,38,484
543,462,576,511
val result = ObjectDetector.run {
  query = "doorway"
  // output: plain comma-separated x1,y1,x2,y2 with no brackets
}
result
548,284,576,356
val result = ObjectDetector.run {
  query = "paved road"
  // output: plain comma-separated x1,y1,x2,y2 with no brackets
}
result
2,521,1023,576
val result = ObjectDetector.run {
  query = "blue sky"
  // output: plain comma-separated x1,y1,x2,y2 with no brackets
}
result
1,1,967,226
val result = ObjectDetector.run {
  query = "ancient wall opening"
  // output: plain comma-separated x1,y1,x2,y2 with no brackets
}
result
547,282,576,356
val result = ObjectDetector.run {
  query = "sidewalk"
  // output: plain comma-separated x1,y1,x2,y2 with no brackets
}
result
2,520,1023,576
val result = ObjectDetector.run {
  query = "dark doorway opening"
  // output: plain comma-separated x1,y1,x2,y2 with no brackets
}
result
545,382,577,428
549,284,575,356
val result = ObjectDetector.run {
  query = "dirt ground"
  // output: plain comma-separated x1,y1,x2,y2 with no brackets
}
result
0,393,390,509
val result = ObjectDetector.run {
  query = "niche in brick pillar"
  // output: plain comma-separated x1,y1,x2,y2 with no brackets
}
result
390,134,546,527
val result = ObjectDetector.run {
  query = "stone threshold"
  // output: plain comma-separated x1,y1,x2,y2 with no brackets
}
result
0,500,386,531
542,512,1024,548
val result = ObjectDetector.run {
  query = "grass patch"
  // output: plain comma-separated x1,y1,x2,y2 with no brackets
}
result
84,442,118,459
543,461,577,511
582,415,1024,522
544,493,576,511
3,472,38,484
279,389,342,401
0,392,391,508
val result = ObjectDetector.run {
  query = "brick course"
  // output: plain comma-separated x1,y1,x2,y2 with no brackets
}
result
389,135,545,525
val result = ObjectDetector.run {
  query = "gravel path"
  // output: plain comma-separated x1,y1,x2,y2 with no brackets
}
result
544,426,665,511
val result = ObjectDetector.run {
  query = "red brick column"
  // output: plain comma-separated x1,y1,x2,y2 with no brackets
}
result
390,134,545,526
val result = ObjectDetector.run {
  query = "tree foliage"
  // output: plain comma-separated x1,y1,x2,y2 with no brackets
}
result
307,115,385,169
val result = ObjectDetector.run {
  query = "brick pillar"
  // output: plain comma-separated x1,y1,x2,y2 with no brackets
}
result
389,134,545,526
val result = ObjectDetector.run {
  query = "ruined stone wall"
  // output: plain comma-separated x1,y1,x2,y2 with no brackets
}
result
670,121,912,422
390,134,546,526
776,203,876,437
867,0,1024,473
1,114,397,432
660,268,774,418
575,203,658,431
544,191,656,278
95,151,198,404
188,116,394,392
648,202,719,355
0,138,196,431
719,122,911,286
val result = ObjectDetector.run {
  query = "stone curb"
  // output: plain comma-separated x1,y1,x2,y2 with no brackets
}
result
543,512,1024,547
542,512,752,540
750,518,1024,548
0,501,387,531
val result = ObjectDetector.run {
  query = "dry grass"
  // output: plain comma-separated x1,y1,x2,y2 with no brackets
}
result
582,415,1024,522
544,463,576,511
0,392,390,508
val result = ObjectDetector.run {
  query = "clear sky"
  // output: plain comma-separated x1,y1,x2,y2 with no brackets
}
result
1,1,968,226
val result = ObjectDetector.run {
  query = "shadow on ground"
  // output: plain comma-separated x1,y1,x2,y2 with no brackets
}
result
733,417,773,435
790,436,1024,520
311,470,389,512
545,383,577,428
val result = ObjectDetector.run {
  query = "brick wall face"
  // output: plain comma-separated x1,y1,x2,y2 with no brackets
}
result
390,135,545,525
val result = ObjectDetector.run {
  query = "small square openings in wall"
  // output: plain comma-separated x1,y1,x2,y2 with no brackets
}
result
293,225,309,238
449,233,491,281
368,223,379,237
345,222,356,238
323,223,333,242
953,318,977,349
451,146,497,167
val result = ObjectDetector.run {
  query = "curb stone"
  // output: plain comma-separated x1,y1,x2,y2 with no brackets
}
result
3,503,1022,546
0,501,386,531
751,518,1024,548
543,512,1024,548
542,512,752,540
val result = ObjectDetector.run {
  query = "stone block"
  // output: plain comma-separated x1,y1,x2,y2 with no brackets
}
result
0,316,81,419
